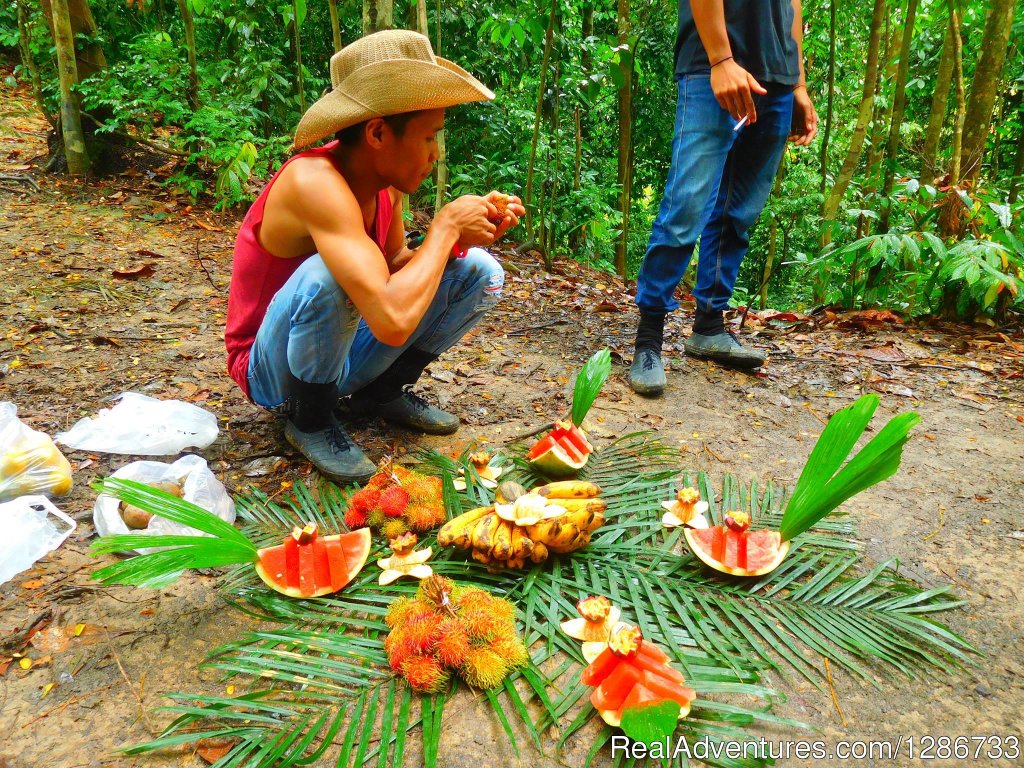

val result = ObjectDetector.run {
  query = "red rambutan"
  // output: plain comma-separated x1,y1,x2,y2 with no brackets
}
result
385,597,416,628
366,471,391,490
401,654,450,693
379,486,411,518
344,505,368,529
404,502,444,532
403,613,444,653
435,619,471,668
349,487,382,513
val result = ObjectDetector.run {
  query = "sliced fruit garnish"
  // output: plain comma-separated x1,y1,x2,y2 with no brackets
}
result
452,454,507,490
495,493,566,527
661,487,710,529
608,624,643,658
377,539,434,585
578,595,612,622
390,532,418,556
291,522,318,544
724,510,751,532
560,597,622,642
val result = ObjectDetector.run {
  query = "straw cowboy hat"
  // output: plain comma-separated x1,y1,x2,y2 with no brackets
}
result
294,29,494,148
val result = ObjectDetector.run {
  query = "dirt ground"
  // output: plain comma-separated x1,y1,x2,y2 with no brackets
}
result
1,73,1022,768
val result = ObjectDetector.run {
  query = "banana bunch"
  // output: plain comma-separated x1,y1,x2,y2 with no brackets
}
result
438,480,606,569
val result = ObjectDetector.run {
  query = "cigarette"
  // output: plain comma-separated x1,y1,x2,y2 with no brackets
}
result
733,115,749,132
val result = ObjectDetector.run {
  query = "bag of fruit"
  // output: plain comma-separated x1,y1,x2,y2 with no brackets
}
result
0,402,74,501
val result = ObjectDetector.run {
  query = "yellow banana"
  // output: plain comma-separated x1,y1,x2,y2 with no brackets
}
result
509,524,534,560
585,510,606,533
525,519,581,550
548,531,591,553
491,520,515,561
506,554,526,569
560,506,595,532
438,506,492,548
471,547,495,565
534,480,601,499
470,512,501,555
529,541,549,563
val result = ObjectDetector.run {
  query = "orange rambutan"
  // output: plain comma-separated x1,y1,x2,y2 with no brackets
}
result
385,597,417,628
381,518,409,540
401,654,450,693
435,619,471,668
379,485,411,518
344,505,368,529
366,471,392,490
452,586,490,607
490,636,529,668
404,502,444,532
457,607,504,643
403,613,444,653
461,647,509,690
403,474,443,505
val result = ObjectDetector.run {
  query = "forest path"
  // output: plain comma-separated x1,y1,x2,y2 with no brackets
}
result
2,73,1022,767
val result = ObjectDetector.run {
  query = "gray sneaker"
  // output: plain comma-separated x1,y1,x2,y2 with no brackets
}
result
284,420,376,484
362,391,460,435
629,348,666,396
684,330,766,369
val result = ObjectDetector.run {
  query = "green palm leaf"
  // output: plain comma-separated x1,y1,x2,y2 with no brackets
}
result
571,347,612,425
780,394,921,541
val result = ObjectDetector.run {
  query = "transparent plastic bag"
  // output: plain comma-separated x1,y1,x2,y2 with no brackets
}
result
93,454,236,554
0,402,74,501
0,495,77,585
55,392,219,455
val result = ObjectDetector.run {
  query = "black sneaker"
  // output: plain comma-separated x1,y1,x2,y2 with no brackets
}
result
284,420,376,484
355,389,460,435
629,347,667,396
684,330,766,369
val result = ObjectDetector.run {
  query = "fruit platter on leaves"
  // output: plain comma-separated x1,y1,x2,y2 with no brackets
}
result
87,350,974,768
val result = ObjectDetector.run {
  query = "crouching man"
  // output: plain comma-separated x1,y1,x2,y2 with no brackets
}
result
225,30,523,483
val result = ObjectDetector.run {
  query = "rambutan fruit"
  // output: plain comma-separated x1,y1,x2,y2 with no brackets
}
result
366,472,391,490
344,505,369,529
401,654,450,693
387,636,418,672
403,474,443,505
403,613,444,653
381,518,409,540
461,647,509,690
452,586,489,607
367,509,387,529
379,485,411,518
435,619,471,668
457,607,504,643
349,487,382,513
385,597,417,628
490,636,529,668
404,503,444,532
416,575,456,606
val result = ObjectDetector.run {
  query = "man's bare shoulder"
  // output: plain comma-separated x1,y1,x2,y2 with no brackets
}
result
278,155,350,198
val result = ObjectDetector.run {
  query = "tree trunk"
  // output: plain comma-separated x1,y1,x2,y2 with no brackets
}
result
818,0,836,193
41,0,106,82
524,0,557,240
328,0,342,52
614,0,634,278
175,0,200,110
292,0,306,112
878,0,920,233
431,0,447,213
820,0,886,243
865,13,902,194
921,7,955,182
949,2,965,186
17,0,52,127
51,0,90,175
362,0,393,34
959,0,1016,184
762,157,787,309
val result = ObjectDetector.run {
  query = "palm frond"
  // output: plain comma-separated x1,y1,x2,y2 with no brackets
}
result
780,394,921,541
571,347,612,425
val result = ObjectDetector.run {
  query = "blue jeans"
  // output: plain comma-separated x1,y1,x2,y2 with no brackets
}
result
247,248,504,409
636,74,793,315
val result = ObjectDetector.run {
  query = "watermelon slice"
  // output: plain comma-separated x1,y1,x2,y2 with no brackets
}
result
255,527,371,597
551,421,594,456
639,670,695,712
580,646,619,687
589,661,641,712
684,525,789,577
526,433,588,477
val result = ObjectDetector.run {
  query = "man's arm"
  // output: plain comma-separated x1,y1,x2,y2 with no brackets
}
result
298,170,494,347
789,0,818,146
692,0,767,123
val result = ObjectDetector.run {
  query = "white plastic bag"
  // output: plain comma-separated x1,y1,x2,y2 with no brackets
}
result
0,496,77,585
93,455,236,553
0,402,74,501
56,392,219,455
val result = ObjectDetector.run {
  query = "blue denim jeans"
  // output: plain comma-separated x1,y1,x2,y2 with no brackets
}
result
247,248,504,409
636,74,793,315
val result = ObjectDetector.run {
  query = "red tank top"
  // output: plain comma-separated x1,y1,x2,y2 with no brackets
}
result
224,141,394,399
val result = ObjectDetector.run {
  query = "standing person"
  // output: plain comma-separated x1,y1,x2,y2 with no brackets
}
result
225,30,524,483
629,0,817,395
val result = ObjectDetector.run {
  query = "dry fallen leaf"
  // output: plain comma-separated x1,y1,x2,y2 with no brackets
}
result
195,738,238,763
112,264,156,280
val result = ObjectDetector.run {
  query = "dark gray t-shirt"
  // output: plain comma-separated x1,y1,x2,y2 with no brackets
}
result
675,0,800,85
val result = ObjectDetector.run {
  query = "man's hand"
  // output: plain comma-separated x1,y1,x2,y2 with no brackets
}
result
789,86,818,146
486,191,525,241
438,194,498,248
710,59,767,124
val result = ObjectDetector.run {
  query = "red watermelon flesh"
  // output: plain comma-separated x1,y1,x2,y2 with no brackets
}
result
685,525,789,577
640,670,695,708
526,435,559,461
612,682,662,721
581,647,619,687
256,528,371,598
629,652,686,683
637,641,669,665
590,660,642,711
552,422,593,455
